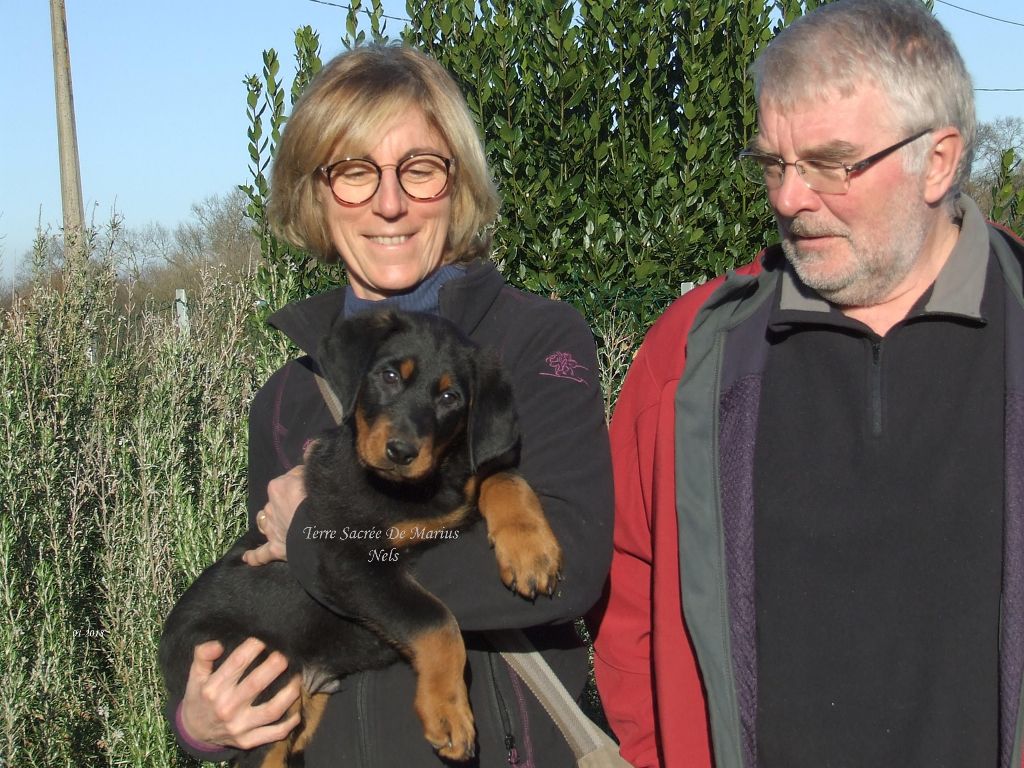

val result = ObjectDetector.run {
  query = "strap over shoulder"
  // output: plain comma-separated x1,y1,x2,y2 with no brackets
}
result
313,373,345,425
488,628,629,767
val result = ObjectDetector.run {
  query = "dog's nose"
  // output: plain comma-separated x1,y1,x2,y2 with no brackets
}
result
385,439,418,465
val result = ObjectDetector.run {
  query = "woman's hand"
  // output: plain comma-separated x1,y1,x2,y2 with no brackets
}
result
179,638,301,750
244,464,307,566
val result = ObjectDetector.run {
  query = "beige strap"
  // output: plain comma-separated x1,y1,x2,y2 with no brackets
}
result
490,628,628,765
313,373,345,424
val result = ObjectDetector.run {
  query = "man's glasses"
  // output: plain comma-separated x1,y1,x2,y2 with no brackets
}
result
737,128,933,195
317,153,454,206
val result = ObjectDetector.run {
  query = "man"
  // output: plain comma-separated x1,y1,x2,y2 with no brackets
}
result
589,1,1024,766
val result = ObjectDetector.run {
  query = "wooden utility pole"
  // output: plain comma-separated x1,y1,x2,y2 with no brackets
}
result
49,0,86,264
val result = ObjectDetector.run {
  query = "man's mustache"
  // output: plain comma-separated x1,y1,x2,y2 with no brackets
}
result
783,218,848,239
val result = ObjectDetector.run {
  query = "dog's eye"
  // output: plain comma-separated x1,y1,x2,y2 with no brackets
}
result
381,369,401,385
437,390,461,407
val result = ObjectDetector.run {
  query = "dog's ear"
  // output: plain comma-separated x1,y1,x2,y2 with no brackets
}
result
469,351,520,472
318,309,407,419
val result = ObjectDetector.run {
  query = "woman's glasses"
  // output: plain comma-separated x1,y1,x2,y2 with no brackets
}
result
317,153,454,206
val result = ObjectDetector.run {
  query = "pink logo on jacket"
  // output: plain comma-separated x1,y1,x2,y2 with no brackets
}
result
540,351,589,385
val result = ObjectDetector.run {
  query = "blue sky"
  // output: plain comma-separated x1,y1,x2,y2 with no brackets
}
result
2,0,1022,279
1,0,406,278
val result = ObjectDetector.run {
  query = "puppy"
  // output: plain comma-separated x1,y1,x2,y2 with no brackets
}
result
160,309,563,767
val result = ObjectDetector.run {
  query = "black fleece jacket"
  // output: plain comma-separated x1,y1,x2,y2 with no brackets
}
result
172,259,614,766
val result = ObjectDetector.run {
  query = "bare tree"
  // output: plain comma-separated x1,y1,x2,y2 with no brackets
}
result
7,189,259,307
171,188,258,278
973,116,1024,181
967,117,1024,215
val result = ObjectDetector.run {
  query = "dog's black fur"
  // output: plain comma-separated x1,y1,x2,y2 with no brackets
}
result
159,309,562,767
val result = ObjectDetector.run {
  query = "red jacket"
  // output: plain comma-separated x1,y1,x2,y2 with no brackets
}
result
590,221,1024,767
589,261,761,768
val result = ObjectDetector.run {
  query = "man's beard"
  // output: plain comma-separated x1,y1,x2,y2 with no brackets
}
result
779,197,930,308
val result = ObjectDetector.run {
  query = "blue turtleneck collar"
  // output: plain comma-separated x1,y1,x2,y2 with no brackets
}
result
343,264,465,318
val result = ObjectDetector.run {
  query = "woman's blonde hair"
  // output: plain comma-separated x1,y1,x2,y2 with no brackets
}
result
268,44,499,264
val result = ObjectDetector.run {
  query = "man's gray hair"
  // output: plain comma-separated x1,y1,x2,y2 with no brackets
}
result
751,0,975,192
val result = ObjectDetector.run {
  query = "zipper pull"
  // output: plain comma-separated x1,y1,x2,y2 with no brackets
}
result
505,734,519,764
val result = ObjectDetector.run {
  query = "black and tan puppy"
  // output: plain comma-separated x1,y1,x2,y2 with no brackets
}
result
160,309,562,767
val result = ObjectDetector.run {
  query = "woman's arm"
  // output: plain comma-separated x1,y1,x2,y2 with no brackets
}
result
168,380,304,755
414,302,614,630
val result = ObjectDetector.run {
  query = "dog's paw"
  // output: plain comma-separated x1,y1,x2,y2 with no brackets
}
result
478,473,563,599
490,520,563,599
418,688,476,761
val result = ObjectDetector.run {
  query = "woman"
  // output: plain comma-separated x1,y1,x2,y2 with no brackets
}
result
167,44,613,765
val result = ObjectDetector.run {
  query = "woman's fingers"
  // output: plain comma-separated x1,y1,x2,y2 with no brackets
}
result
244,465,307,565
181,637,300,748
235,675,304,749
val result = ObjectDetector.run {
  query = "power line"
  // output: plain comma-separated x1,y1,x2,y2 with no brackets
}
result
309,0,1024,38
935,0,1024,28
308,0,1024,34
306,0,1021,94
306,0,411,24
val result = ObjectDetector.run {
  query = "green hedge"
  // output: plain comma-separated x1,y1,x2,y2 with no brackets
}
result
245,0,827,401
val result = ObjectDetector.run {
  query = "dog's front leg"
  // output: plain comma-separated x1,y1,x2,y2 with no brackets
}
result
408,614,474,761
477,471,563,599
351,569,476,761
